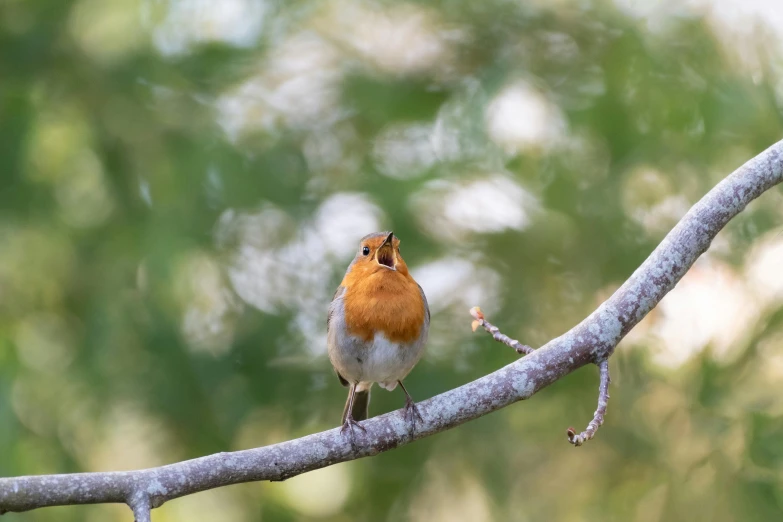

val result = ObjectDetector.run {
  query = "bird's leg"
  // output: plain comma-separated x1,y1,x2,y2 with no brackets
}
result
398,380,423,430
341,383,366,437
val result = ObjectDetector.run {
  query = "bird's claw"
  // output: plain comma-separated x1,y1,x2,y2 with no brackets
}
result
403,398,424,432
340,416,366,437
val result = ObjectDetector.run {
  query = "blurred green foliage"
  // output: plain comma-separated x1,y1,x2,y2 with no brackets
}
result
1,0,783,521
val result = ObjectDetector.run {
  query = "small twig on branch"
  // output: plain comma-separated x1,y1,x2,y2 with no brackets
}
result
469,306,610,446
567,359,610,447
470,306,534,355
129,493,151,522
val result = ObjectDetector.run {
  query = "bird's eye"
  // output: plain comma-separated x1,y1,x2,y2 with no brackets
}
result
362,246,370,256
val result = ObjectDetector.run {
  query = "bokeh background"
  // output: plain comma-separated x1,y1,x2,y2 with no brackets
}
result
2,0,783,520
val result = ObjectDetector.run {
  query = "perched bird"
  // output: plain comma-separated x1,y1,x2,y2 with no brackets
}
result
327,232,430,433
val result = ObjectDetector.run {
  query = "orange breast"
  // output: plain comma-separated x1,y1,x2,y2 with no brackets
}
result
341,268,425,344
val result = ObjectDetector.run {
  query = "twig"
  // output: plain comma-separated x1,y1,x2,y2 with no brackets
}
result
0,140,781,518
469,307,534,355
469,307,611,446
567,359,610,446
129,493,151,522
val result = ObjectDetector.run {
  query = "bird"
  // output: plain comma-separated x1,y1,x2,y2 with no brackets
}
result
327,231,430,433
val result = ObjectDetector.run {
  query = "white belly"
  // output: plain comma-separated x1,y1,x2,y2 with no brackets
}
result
362,334,421,390
332,332,424,391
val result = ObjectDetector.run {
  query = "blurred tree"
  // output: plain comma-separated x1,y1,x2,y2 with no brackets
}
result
1,0,783,521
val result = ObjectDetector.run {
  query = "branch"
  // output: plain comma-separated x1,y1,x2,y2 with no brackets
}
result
129,493,151,522
469,307,611,446
469,306,534,354
1,140,782,518
567,359,610,446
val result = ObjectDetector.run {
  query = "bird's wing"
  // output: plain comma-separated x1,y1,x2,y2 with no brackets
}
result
336,372,349,387
327,285,350,387
418,284,430,326
327,285,345,333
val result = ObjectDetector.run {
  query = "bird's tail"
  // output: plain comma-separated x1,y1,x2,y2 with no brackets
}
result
342,383,371,423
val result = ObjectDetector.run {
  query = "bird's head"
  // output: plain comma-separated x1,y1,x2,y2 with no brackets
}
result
347,231,410,277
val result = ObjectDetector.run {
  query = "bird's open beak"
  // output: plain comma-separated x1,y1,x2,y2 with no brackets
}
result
375,232,396,270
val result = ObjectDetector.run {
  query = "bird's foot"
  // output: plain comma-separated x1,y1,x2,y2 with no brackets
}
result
403,397,424,433
340,415,366,438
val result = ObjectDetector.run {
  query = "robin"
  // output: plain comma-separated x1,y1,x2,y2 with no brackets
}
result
327,231,430,433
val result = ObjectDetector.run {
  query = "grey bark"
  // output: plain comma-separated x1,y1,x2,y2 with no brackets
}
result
1,140,782,520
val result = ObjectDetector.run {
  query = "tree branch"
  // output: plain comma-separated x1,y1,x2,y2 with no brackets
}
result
129,493,151,522
567,359,610,446
1,140,782,518
469,306,535,354
469,306,611,446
